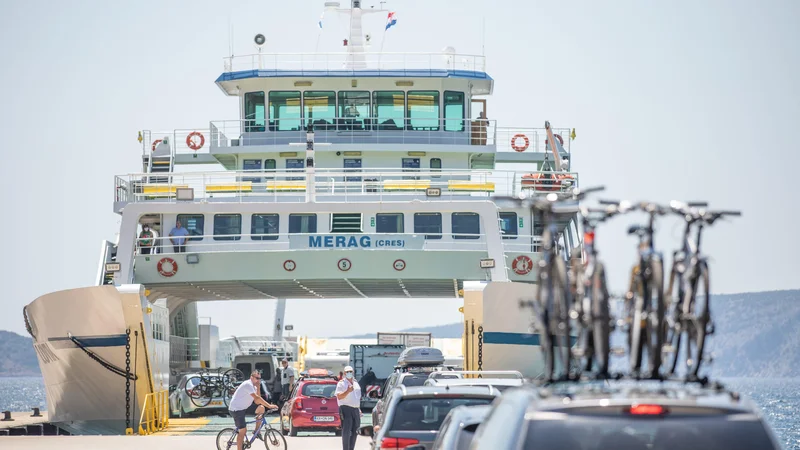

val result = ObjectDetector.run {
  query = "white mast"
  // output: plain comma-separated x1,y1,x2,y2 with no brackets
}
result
327,0,387,69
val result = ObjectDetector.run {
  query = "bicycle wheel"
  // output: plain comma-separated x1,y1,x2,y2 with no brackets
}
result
686,261,711,378
262,427,288,450
224,368,245,387
534,277,556,381
186,376,212,408
644,257,665,377
590,262,611,377
664,264,685,376
216,427,237,450
552,257,573,379
627,266,646,375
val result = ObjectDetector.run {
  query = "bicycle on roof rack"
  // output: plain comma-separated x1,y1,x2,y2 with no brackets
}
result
568,198,634,379
506,186,604,381
614,200,670,379
186,367,245,408
663,202,741,380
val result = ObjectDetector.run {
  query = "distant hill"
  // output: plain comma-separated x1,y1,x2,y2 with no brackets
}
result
3,289,799,377
0,330,40,377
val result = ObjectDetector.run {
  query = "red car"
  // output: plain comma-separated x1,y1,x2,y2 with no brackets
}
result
280,368,342,436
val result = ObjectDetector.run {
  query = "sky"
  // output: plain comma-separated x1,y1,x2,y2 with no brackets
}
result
1,0,799,338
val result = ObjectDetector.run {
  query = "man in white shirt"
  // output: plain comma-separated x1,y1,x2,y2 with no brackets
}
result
335,365,362,450
228,370,277,450
280,358,295,400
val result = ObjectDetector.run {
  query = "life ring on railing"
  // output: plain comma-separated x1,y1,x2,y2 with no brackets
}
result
520,172,575,192
511,134,529,152
545,134,564,147
151,139,162,152
157,257,178,277
186,132,205,151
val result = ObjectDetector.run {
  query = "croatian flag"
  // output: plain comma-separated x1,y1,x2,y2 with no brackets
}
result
385,11,397,30
318,11,324,29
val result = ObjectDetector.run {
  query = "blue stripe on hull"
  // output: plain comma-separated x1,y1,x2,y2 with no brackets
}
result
483,332,578,346
49,334,128,347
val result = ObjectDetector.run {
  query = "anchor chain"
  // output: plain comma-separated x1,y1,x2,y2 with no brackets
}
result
477,326,484,377
22,306,36,339
125,328,131,433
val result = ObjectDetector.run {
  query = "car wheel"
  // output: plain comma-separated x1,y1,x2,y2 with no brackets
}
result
288,418,298,437
179,404,187,419
280,415,289,436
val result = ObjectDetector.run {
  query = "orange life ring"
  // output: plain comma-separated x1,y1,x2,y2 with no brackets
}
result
511,134,529,152
151,139,162,152
512,255,533,275
186,132,205,151
545,134,564,147
157,257,178,277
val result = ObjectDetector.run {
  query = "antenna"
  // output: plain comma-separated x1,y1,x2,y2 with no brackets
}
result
481,17,485,56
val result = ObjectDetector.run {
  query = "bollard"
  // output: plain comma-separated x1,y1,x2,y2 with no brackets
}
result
31,407,42,417
1,411,13,421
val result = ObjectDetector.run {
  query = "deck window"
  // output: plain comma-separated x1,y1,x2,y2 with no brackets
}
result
244,91,266,132
373,91,405,130
344,158,362,182
268,91,302,131
402,158,420,180
242,159,262,183
444,91,465,132
452,212,480,239
414,213,442,240
264,159,276,180
376,213,404,233
176,214,204,242
289,214,317,234
338,91,371,130
407,91,440,131
499,212,518,240
214,214,242,241
430,158,442,178
286,158,304,181
251,214,279,241
304,91,336,130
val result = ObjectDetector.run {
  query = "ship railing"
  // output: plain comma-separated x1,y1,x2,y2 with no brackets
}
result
208,117,496,149
137,390,169,435
502,235,545,253
169,336,200,364
139,128,213,158
222,51,488,73
114,168,579,204
494,127,572,155
134,232,496,256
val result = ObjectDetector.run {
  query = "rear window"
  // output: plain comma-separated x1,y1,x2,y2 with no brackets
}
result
400,374,429,387
523,414,777,450
301,382,337,397
390,397,493,431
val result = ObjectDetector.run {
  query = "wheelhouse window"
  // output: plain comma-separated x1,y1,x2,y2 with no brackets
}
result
214,214,242,241
452,212,480,239
373,91,405,130
444,91,465,132
376,213,404,233
407,91,440,131
304,91,335,130
289,214,317,233
242,159,262,183
338,91,371,130
499,212,518,240
430,158,442,178
176,214,204,241
244,91,266,132
268,91,301,131
414,213,442,240
286,158,304,181
251,214,279,241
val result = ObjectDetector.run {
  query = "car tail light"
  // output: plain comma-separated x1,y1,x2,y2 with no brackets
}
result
380,437,420,448
295,398,303,410
626,404,667,415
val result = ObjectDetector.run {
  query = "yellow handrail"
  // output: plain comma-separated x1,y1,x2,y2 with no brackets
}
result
138,390,170,435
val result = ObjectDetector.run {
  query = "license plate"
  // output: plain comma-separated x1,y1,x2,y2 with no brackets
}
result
209,401,223,406
313,416,335,422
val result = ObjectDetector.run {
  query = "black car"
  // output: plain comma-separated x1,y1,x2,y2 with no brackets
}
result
469,380,783,450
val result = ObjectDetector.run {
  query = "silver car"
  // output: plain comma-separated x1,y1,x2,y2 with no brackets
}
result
169,373,230,418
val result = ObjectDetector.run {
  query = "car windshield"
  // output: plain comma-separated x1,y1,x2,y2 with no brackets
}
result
301,382,336,397
401,374,429,387
523,414,777,450
390,397,493,431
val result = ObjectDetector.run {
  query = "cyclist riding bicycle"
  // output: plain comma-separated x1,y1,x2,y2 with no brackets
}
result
229,370,278,450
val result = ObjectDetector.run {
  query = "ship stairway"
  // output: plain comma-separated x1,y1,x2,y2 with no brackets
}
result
330,213,363,233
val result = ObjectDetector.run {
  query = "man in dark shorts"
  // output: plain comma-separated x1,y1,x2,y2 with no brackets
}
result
228,370,277,450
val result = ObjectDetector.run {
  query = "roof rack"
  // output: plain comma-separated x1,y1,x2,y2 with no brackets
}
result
428,370,524,380
298,368,338,380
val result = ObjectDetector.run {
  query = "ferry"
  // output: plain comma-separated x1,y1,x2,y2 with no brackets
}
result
21,0,582,436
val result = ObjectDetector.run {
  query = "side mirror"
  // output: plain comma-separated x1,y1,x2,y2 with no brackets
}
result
368,390,380,399
357,425,374,437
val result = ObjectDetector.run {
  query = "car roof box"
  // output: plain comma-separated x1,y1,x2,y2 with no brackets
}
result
396,346,445,367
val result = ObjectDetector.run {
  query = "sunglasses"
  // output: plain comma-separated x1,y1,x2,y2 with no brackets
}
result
253,376,261,380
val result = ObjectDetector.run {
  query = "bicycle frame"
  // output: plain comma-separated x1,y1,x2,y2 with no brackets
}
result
229,415,269,449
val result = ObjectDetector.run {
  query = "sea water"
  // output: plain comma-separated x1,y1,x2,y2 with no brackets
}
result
1,377,798,448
